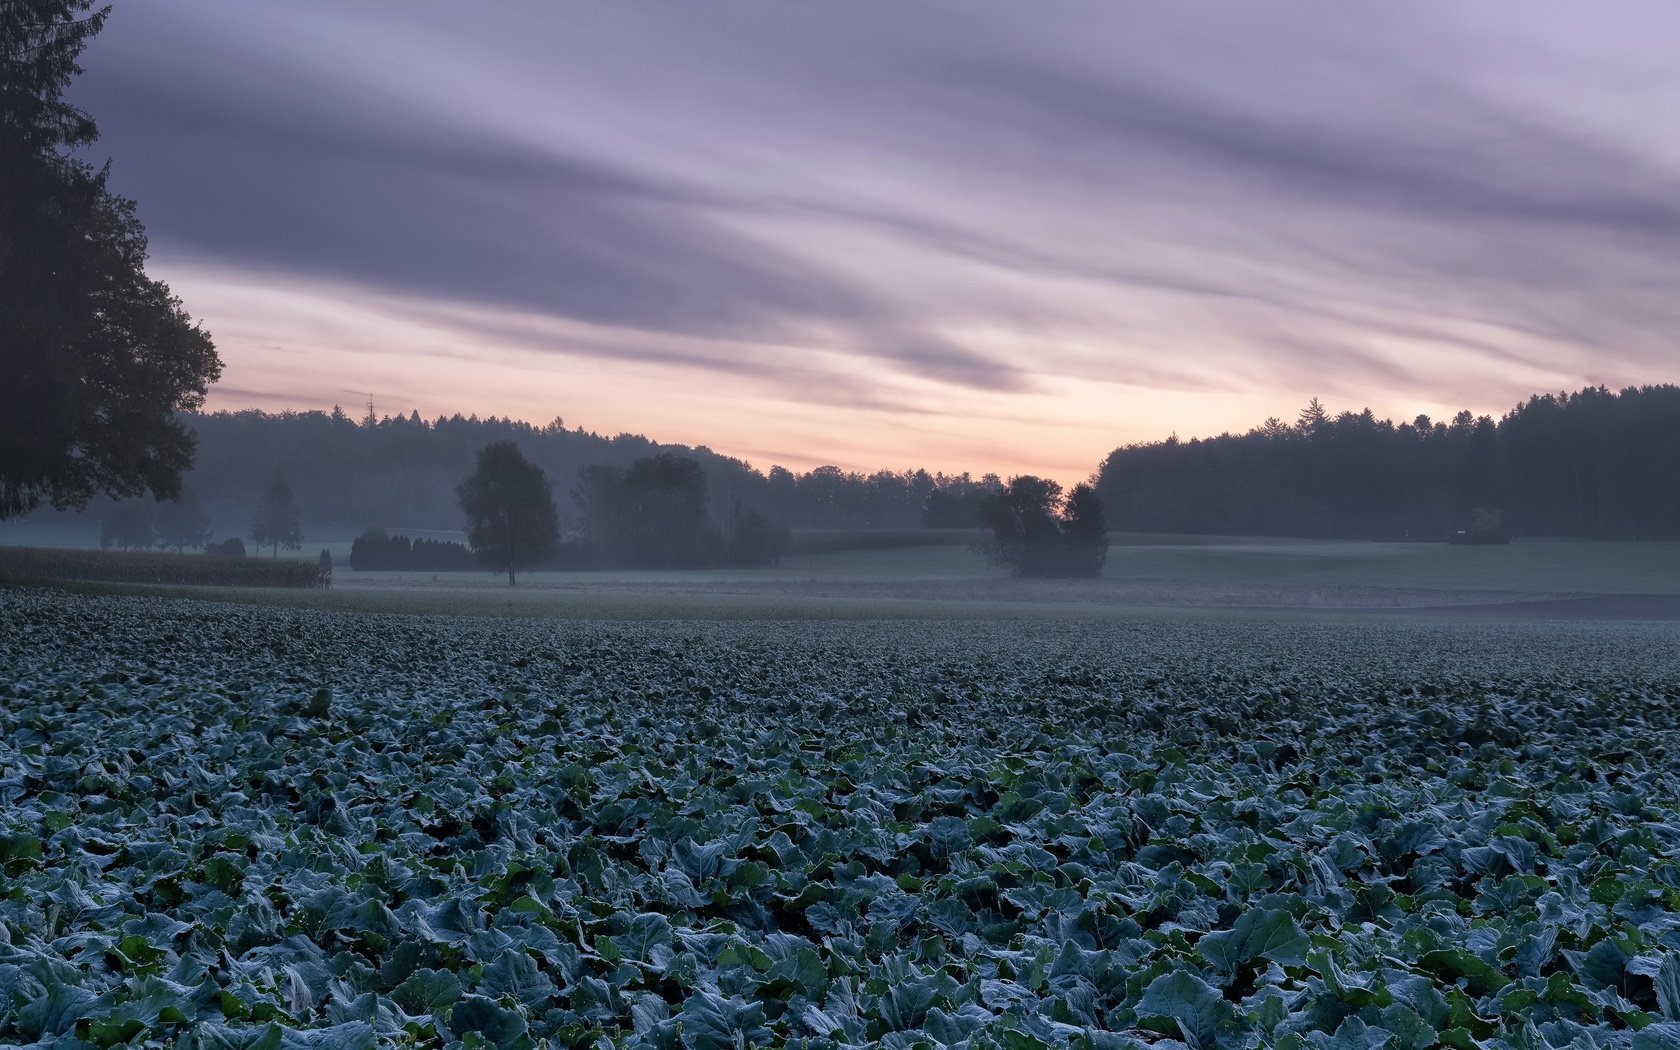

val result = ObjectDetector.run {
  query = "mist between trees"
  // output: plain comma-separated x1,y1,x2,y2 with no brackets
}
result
46,408,1008,542
31,383,1680,562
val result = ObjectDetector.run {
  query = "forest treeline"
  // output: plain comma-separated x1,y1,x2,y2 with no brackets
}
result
41,407,1003,538
1095,385,1680,540
25,383,1680,544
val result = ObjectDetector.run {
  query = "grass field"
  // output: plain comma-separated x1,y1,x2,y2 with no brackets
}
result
8,510,1680,622
10,509,1678,601
93,537,1675,622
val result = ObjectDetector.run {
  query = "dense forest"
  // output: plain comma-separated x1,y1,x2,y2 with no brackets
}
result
28,407,1001,539
1095,385,1680,540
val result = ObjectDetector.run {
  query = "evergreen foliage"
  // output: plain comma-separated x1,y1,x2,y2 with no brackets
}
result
1096,385,1680,540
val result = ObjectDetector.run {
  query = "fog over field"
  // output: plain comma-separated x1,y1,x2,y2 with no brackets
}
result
7,4,1680,1047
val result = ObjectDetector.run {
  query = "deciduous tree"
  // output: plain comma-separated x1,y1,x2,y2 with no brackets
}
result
1,2,221,519
978,476,1108,578
457,442,559,585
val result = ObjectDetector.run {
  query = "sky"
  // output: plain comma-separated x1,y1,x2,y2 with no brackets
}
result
72,1,1680,481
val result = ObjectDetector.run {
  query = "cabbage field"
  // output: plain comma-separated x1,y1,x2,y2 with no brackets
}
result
4,589,1680,1049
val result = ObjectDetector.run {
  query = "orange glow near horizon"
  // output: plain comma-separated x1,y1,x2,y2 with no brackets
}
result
174,260,1631,489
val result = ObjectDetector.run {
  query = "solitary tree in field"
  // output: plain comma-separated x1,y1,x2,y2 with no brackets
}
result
1,2,222,520
154,486,213,552
457,442,560,585
250,478,302,557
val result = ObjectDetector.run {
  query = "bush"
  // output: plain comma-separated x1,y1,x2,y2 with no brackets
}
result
350,529,475,571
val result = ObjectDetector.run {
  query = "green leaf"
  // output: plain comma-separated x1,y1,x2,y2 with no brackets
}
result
391,968,462,1015
629,992,669,1034
274,1022,378,1049
479,950,555,1007
675,990,769,1050
1135,970,1236,1048
1419,948,1509,997
1569,937,1632,991
1200,906,1309,972
1306,1017,1392,1050
1378,1003,1438,1050
0,832,44,865
764,946,829,999
1634,1022,1680,1050
1655,954,1680,1022
613,912,673,961
447,994,527,1046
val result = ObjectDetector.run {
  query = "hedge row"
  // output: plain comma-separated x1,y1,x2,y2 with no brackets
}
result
0,547,331,589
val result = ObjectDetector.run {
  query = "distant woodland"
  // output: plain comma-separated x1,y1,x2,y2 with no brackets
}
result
22,384,1680,546
1096,385,1680,540
34,407,1002,541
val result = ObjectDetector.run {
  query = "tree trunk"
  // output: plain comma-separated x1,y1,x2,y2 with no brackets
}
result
507,567,515,586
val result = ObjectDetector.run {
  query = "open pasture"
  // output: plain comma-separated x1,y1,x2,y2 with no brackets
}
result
156,538,1680,622
4,589,1680,1047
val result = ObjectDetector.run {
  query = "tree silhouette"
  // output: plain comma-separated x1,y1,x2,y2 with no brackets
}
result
978,477,1108,578
1059,483,1109,577
575,453,725,567
1,3,221,519
250,479,302,557
457,442,559,585
154,486,212,552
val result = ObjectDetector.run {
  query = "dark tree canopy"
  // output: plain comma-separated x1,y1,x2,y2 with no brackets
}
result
457,442,560,585
0,1,221,520
1059,483,1110,578
577,453,717,568
250,478,302,557
1095,385,1680,541
978,476,1109,578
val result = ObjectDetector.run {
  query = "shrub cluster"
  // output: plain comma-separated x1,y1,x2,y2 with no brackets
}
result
349,529,476,571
